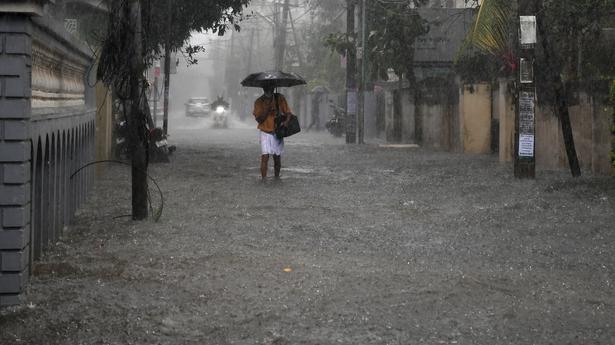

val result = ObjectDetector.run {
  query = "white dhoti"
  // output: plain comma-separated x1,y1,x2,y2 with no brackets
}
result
260,131,284,155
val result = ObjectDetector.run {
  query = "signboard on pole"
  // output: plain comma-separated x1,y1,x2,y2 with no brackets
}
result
520,16,537,47
518,90,535,157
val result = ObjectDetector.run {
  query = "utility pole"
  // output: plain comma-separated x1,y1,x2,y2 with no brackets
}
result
162,0,172,136
514,1,537,178
357,0,367,144
129,0,148,219
345,0,357,144
246,28,255,75
153,66,158,126
288,9,304,67
275,0,290,70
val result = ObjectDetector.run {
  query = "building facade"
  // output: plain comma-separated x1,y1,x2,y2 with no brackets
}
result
0,0,104,306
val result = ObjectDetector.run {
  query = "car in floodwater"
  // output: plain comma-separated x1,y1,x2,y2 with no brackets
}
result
185,97,211,117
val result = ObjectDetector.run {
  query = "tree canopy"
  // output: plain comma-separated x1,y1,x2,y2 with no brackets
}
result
325,0,429,84
98,0,249,94
459,0,615,89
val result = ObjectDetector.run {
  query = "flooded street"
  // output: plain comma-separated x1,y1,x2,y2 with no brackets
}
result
1,113,614,345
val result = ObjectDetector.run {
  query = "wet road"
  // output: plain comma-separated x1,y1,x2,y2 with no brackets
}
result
1,115,614,345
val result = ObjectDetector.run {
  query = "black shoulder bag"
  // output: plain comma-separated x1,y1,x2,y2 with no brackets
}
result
274,93,301,139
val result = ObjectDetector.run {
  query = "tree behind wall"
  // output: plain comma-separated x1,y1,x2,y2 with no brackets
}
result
97,0,249,219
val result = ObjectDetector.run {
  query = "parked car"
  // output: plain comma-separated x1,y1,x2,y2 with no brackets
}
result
185,97,211,117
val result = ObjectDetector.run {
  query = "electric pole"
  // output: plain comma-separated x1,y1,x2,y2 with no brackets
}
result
515,0,537,178
345,0,357,144
357,0,367,144
162,0,172,136
275,0,290,70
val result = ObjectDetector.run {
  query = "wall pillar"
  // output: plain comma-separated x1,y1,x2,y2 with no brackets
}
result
460,83,492,154
95,83,112,167
0,13,32,307
499,78,515,162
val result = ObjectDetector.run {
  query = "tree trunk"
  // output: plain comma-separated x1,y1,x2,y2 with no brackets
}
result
345,0,357,144
553,78,581,177
129,0,149,219
163,0,172,136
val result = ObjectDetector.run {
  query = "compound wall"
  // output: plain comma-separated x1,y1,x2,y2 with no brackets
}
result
0,12,94,306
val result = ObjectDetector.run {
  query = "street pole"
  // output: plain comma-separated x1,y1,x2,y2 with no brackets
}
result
514,1,537,178
357,0,367,144
153,71,158,126
275,0,290,70
162,0,171,136
345,0,357,144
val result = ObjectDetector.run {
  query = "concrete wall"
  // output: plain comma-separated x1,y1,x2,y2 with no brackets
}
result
0,13,33,307
460,83,492,154
498,79,515,162
591,102,613,176
535,93,614,175
378,77,612,176
416,83,458,150
493,80,613,175
400,88,416,144
419,102,452,150
381,79,459,148
95,83,112,163
0,11,95,306
384,87,399,143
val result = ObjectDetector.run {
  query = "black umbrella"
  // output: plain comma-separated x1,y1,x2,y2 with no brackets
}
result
241,70,307,88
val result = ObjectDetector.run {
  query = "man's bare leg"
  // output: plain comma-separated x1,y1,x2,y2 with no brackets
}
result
273,155,281,179
260,154,269,181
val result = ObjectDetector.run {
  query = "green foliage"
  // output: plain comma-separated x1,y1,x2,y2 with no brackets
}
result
141,0,248,59
298,2,347,93
98,0,249,93
367,1,429,81
324,0,430,83
454,52,501,84
460,0,615,92
464,0,514,58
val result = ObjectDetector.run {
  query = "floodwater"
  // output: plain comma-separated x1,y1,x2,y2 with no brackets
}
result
1,111,614,344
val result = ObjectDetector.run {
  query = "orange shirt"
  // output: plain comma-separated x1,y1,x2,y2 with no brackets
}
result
253,93,291,133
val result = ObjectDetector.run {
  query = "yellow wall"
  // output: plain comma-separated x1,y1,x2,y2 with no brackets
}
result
461,84,492,154
498,79,515,162
535,94,614,175
95,83,113,163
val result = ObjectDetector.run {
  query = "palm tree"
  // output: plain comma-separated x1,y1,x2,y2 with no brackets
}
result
467,0,514,59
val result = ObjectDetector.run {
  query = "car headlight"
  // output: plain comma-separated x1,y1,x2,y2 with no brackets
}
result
216,106,225,114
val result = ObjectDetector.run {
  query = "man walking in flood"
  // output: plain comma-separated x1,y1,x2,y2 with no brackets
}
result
253,83,292,181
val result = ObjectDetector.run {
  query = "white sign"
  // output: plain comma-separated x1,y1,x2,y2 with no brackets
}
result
520,16,537,45
519,134,535,157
